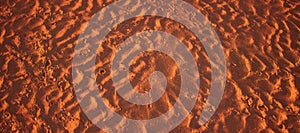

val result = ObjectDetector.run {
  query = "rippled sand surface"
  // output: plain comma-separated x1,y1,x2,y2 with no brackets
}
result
0,0,299,132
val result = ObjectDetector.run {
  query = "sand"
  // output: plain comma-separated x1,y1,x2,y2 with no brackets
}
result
0,0,299,132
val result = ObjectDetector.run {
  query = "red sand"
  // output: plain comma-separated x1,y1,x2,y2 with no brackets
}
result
0,0,299,132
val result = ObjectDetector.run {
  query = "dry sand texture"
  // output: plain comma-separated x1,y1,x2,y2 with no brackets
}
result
0,0,299,132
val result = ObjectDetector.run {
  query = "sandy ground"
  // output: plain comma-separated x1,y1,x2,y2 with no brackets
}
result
0,0,299,132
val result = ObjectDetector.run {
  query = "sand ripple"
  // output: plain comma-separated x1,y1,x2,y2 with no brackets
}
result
0,0,299,132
